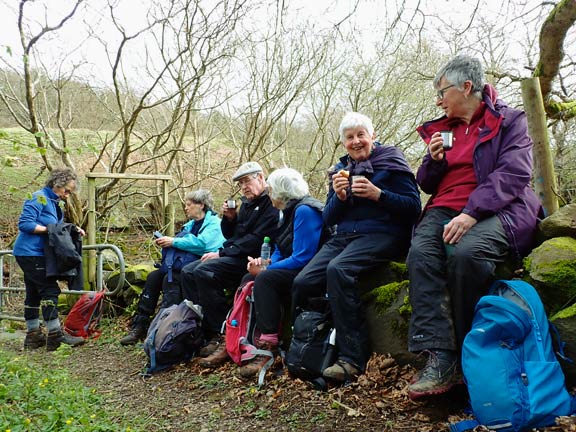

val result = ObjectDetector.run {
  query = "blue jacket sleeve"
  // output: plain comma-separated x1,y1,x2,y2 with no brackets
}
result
269,206,322,271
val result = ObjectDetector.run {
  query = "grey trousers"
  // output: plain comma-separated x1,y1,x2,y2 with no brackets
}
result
407,207,510,353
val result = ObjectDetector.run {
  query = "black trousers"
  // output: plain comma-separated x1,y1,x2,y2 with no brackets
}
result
180,256,247,335
250,268,301,335
16,256,60,322
132,268,184,328
407,207,509,353
292,232,406,371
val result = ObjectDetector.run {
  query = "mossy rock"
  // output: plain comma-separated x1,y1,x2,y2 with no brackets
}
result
365,279,415,365
523,237,576,312
551,304,576,388
539,203,576,240
106,263,156,289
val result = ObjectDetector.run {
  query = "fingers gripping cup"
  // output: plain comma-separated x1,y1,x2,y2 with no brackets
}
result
441,131,453,151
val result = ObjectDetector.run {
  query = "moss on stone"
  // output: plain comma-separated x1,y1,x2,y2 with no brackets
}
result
367,280,410,314
551,303,576,321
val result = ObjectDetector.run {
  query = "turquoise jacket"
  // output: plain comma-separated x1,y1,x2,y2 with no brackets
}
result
171,210,225,255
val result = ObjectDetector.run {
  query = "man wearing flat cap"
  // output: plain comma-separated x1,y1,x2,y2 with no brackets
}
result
181,161,279,357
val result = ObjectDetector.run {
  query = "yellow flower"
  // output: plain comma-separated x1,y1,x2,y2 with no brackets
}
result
24,419,31,425
90,414,96,419
66,418,72,425
43,378,49,383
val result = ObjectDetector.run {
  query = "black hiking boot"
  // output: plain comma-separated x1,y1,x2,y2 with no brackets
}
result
408,349,460,400
24,328,46,350
119,325,147,346
47,328,86,351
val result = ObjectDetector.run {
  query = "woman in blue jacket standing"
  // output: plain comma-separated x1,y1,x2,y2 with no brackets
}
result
291,112,422,382
14,167,86,351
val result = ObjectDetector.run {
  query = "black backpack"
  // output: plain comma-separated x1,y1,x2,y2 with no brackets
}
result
142,300,204,374
285,308,337,390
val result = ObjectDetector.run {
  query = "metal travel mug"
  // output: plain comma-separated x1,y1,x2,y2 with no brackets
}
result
227,199,236,209
441,131,453,151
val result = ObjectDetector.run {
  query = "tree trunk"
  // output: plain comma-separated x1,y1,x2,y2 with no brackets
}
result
521,77,559,216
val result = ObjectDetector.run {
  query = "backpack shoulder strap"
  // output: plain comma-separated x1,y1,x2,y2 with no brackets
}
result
448,420,480,432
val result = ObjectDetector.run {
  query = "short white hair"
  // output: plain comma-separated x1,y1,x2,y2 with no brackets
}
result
339,112,374,143
267,168,309,204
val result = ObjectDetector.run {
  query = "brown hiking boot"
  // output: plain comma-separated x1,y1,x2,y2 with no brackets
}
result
407,349,460,400
199,335,224,358
47,328,86,351
322,360,360,382
238,342,276,378
119,325,147,346
24,328,46,350
198,342,230,368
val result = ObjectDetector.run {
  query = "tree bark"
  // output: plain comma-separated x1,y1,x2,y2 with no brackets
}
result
521,77,559,216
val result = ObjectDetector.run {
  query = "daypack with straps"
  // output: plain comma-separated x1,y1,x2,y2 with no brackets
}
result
157,230,201,283
143,300,204,374
64,290,106,339
285,305,337,391
452,279,576,432
224,281,274,386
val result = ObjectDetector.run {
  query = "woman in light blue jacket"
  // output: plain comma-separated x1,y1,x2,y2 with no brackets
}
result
120,189,225,345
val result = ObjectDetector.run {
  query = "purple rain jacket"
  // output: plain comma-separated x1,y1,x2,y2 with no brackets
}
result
416,84,543,260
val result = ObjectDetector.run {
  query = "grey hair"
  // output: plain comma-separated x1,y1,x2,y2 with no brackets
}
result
185,189,214,212
45,167,78,189
267,168,309,204
338,112,374,143
433,54,485,99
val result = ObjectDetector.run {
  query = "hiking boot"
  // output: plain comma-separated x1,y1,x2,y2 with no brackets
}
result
199,342,230,368
408,349,459,400
199,335,224,358
238,342,277,378
24,328,46,350
322,360,360,382
47,328,86,351
119,325,147,346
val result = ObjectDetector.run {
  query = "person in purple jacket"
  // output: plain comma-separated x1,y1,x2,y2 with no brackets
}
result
199,168,324,376
406,54,542,400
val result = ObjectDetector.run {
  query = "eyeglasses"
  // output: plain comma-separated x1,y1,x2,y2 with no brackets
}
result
436,84,455,100
236,173,259,187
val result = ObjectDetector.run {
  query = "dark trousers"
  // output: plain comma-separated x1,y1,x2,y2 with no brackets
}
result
16,256,60,322
407,207,510,353
132,269,184,328
180,256,247,335
292,232,405,371
251,268,301,334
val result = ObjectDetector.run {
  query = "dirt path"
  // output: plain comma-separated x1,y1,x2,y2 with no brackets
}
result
1,325,471,432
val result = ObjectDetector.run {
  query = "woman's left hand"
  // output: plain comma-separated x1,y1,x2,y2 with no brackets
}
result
350,177,381,201
156,236,174,248
443,213,477,244
247,256,265,276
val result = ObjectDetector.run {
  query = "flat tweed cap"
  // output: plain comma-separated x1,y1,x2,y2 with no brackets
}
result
232,162,264,181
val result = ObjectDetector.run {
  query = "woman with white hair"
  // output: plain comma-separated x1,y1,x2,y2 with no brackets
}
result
291,111,421,383
200,168,325,377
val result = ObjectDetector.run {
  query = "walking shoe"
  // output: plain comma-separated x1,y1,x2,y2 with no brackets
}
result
322,360,361,382
24,328,46,349
199,335,224,358
199,341,230,368
119,325,147,346
47,328,86,351
238,342,277,378
408,349,459,400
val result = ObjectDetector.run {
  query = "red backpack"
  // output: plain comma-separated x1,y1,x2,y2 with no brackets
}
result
64,291,106,339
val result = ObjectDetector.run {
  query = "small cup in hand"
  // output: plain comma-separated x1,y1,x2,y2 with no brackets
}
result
441,131,453,151
227,199,236,209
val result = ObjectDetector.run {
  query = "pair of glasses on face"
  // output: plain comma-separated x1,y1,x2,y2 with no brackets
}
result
436,84,455,100
236,173,258,188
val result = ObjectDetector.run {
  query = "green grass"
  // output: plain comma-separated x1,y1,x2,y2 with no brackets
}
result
0,346,148,432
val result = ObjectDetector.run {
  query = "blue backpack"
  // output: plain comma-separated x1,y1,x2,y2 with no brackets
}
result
452,279,576,432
